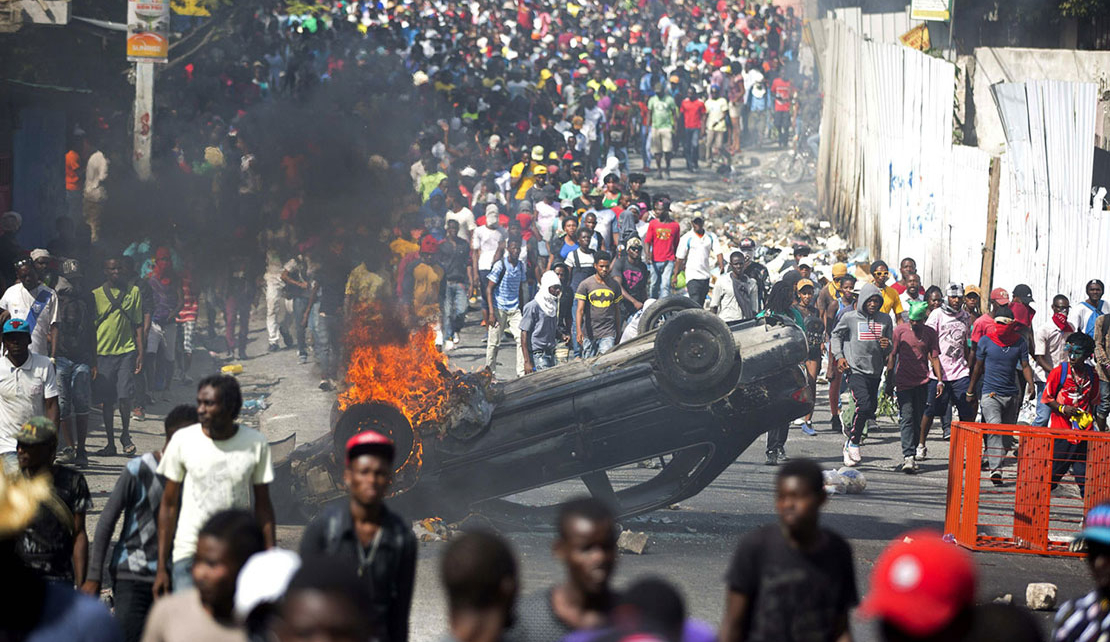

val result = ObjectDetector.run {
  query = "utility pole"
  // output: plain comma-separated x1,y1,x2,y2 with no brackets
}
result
126,0,169,182
133,61,154,181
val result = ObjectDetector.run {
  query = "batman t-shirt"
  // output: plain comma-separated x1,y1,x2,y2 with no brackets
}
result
576,274,623,340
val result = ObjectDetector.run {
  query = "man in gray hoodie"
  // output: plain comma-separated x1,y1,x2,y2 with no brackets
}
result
830,282,893,467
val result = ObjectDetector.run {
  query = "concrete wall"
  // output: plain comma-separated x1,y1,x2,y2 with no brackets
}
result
12,105,66,249
971,47,1110,154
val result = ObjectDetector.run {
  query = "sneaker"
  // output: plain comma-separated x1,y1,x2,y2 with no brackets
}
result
943,431,951,441
843,443,856,467
442,339,455,353
132,407,146,420
902,456,916,473
297,352,308,364
830,415,843,435
916,444,928,460
847,443,861,463
56,448,76,465
801,422,817,436
765,450,779,466
268,343,281,352
990,472,1003,486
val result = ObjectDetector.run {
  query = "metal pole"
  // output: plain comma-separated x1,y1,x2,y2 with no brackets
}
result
132,60,154,181
946,0,957,61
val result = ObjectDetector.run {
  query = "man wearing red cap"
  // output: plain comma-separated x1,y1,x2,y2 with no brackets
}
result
859,530,977,640
300,430,416,642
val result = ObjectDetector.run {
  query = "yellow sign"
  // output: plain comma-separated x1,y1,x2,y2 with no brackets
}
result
171,0,210,17
127,0,170,62
899,24,931,50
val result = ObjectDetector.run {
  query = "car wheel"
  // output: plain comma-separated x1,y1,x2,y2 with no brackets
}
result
653,309,739,396
332,402,416,473
637,295,701,334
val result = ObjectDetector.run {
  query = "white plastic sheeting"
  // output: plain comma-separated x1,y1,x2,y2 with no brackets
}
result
817,18,993,290
992,80,1099,312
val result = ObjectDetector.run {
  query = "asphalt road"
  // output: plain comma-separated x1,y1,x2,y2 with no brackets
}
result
76,156,1089,642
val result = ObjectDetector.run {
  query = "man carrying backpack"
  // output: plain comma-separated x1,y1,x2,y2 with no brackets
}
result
299,431,417,642
91,257,144,457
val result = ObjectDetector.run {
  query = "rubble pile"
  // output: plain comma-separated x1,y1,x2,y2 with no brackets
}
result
666,178,864,284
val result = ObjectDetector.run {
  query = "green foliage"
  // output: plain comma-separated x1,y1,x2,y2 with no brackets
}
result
1057,0,1110,18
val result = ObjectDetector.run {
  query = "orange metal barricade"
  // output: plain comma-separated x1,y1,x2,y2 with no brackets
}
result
945,421,1110,556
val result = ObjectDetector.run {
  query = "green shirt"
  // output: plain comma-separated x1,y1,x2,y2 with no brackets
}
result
93,284,143,356
648,94,677,130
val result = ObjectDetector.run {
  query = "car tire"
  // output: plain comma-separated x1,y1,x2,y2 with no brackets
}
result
653,309,739,397
332,401,415,470
638,295,701,334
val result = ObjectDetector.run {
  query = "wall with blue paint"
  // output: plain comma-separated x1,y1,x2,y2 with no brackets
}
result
12,105,66,250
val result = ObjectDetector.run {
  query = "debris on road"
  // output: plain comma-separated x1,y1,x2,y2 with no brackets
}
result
413,517,456,542
617,530,650,555
1025,583,1058,610
992,594,1013,605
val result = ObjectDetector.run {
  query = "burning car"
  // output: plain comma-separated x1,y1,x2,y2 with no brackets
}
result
270,298,813,523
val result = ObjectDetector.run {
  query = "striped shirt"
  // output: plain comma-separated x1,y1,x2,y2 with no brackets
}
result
487,257,526,310
1054,590,1110,642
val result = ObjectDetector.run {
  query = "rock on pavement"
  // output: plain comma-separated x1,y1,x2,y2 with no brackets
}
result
1025,583,1057,610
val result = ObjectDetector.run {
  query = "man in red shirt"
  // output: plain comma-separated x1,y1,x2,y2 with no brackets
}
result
679,87,707,171
65,137,83,220
1044,332,1100,497
643,196,680,299
770,74,794,148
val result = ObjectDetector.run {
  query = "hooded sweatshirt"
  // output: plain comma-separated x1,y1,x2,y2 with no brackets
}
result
830,282,893,376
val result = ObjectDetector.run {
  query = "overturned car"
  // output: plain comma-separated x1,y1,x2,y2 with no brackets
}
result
270,297,813,523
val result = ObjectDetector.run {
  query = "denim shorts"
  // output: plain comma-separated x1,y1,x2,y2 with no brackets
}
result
55,356,92,419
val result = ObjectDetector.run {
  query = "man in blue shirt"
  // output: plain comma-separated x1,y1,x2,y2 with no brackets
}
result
967,305,1036,485
486,238,527,379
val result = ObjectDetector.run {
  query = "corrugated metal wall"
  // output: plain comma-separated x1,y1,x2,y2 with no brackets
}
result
828,6,923,45
992,80,1099,312
817,18,994,290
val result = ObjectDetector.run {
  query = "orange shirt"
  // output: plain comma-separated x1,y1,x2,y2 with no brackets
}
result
65,150,81,191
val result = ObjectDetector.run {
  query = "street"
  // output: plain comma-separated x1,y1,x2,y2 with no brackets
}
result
75,156,1089,642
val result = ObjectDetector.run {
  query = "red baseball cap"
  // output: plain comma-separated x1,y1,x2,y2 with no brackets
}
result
989,287,1010,305
858,530,976,637
345,431,395,460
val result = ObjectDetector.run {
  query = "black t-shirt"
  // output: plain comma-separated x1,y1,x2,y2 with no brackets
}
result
613,256,649,303
18,465,93,583
726,524,858,642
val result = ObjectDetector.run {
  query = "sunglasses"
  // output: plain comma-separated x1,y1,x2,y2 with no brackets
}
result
872,270,889,277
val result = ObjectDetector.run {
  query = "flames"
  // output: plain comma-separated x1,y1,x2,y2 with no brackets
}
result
338,302,451,427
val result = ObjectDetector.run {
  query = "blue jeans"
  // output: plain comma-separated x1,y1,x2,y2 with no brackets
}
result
1033,381,1050,427
291,296,309,355
171,558,194,593
684,128,700,168
532,350,556,371
582,336,616,358
442,281,469,340
313,307,339,380
571,299,583,358
642,125,653,167
648,261,674,299
55,356,92,419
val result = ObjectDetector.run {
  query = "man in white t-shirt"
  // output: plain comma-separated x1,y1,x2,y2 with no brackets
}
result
704,86,730,165
471,205,505,327
674,217,723,307
445,192,477,243
154,375,274,596
0,259,58,357
0,318,59,467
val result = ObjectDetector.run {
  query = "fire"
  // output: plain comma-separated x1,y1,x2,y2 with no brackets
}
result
338,302,451,427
